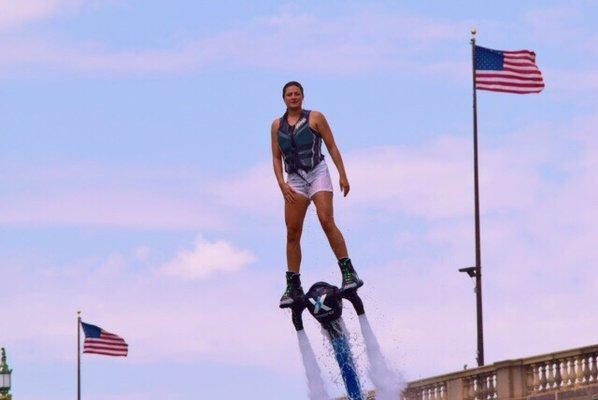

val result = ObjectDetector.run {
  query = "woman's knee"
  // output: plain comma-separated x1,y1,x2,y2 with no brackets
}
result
318,214,336,233
287,225,303,243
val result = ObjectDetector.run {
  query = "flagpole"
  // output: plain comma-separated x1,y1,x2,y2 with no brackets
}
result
77,311,81,400
470,28,485,367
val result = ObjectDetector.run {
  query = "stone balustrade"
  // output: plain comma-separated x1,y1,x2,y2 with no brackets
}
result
402,344,598,400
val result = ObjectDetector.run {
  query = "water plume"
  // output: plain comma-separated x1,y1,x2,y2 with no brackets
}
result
297,329,330,400
358,314,404,399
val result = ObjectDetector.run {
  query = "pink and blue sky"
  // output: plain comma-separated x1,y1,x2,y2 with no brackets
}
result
1,1,597,399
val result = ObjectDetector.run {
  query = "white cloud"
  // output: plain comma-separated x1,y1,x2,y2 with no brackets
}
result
0,164,226,230
0,251,293,370
0,7,465,77
134,246,151,262
0,38,201,77
546,68,598,92
0,2,595,90
159,235,257,279
218,129,560,222
0,0,124,33
0,0,68,31
522,5,585,45
0,185,224,230
213,164,280,215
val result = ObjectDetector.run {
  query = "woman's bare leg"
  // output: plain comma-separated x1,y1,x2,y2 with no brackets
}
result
311,191,348,259
285,195,310,273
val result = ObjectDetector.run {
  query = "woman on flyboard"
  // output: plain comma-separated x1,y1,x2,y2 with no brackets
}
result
271,81,363,308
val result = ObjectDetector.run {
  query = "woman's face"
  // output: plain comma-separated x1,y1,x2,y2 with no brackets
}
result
283,85,303,109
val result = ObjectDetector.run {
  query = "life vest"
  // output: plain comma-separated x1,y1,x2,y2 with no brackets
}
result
278,109,324,174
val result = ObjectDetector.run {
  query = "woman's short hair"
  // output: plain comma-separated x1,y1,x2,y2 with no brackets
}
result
282,81,304,97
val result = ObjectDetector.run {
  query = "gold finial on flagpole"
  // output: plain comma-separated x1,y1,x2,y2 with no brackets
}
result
471,27,477,36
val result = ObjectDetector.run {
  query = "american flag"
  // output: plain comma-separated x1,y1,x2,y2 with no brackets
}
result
81,321,128,357
474,45,545,94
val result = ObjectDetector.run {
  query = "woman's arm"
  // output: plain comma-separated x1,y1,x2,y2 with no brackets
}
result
271,119,297,203
311,111,350,196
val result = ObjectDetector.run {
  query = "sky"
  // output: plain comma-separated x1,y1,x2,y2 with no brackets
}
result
1,0,597,399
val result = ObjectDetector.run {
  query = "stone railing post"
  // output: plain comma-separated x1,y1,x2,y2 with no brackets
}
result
446,376,464,399
494,361,528,399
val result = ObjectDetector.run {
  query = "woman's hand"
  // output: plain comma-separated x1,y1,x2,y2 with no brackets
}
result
339,175,350,197
279,182,298,203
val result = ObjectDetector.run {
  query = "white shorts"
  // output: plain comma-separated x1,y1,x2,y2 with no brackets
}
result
287,160,333,199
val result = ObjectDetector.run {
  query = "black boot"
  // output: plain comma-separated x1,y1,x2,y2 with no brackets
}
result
338,258,363,291
279,271,304,308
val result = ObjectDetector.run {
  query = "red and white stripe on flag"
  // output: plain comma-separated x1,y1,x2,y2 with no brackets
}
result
83,330,129,357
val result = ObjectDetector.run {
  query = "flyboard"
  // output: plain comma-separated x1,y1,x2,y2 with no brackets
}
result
285,281,366,400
